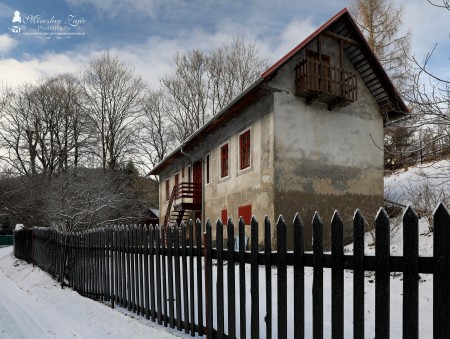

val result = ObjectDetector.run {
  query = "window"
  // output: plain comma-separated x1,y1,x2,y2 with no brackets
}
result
175,173,179,188
221,209,228,225
165,179,170,201
238,204,252,225
239,130,251,170
220,143,229,178
206,154,210,184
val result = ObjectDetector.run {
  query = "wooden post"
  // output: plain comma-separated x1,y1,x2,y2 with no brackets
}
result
293,214,304,339
403,207,419,339
433,203,450,338
353,211,365,338
239,217,247,339
216,220,224,338
205,222,213,338
375,209,390,338
312,213,323,339
227,219,236,339
331,212,344,339
277,216,287,339
265,217,272,339
250,217,259,339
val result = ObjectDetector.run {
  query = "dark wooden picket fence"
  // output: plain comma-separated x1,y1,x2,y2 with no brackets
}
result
13,205,450,338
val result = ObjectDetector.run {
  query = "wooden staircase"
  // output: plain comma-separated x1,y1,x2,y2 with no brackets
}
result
164,182,202,227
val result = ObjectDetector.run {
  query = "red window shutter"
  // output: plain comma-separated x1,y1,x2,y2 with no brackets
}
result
238,204,252,225
221,209,228,225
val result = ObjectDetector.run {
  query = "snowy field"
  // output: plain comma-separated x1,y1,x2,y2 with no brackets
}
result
0,163,440,339
0,246,191,339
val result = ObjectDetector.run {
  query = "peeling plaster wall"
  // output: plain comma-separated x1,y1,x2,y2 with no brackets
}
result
204,95,275,231
158,95,275,246
270,36,384,250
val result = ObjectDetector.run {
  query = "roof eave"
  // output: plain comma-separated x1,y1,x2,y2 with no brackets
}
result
149,77,265,176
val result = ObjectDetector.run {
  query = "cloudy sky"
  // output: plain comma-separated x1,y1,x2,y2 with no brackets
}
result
0,0,449,89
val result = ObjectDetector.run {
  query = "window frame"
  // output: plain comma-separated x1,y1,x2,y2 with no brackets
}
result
239,129,251,170
220,142,229,178
205,153,210,184
165,178,170,201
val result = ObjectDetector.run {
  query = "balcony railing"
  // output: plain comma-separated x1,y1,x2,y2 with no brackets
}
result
173,182,202,204
295,57,357,109
164,182,202,225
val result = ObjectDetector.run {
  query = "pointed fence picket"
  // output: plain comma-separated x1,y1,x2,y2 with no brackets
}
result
14,205,450,338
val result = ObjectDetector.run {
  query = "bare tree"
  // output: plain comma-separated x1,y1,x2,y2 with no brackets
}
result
136,89,175,173
406,45,450,164
81,52,146,170
45,74,92,173
0,85,13,117
0,84,39,176
43,169,142,232
162,36,269,143
0,76,93,177
350,0,412,93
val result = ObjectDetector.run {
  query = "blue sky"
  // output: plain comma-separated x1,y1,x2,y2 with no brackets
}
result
0,0,449,88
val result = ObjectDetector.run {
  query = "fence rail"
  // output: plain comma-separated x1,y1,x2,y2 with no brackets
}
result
13,205,450,338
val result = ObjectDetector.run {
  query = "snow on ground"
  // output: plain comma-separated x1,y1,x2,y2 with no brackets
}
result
0,162,440,339
0,246,192,339
385,159,450,206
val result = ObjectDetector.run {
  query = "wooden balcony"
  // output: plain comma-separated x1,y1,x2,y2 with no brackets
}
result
172,182,202,211
295,57,357,110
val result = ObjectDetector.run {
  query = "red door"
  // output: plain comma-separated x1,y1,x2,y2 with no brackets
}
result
193,161,202,204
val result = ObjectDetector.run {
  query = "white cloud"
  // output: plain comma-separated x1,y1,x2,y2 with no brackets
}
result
0,52,90,87
0,34,17,55
269,18,316,62
65,0,171,19
0,12,329,89
9,2,447,90
399,0,450,59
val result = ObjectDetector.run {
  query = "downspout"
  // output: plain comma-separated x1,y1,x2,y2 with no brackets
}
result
180,144,205,232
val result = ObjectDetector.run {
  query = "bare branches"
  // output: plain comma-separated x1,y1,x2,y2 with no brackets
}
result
427,0,450,10
135,90,175,173
81,52,146,170
350,0,412,93
162,36,269,143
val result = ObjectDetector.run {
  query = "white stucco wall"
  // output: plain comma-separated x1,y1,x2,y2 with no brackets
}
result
268,36,384,249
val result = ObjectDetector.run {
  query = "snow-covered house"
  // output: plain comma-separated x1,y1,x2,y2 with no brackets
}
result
149,8,407,249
